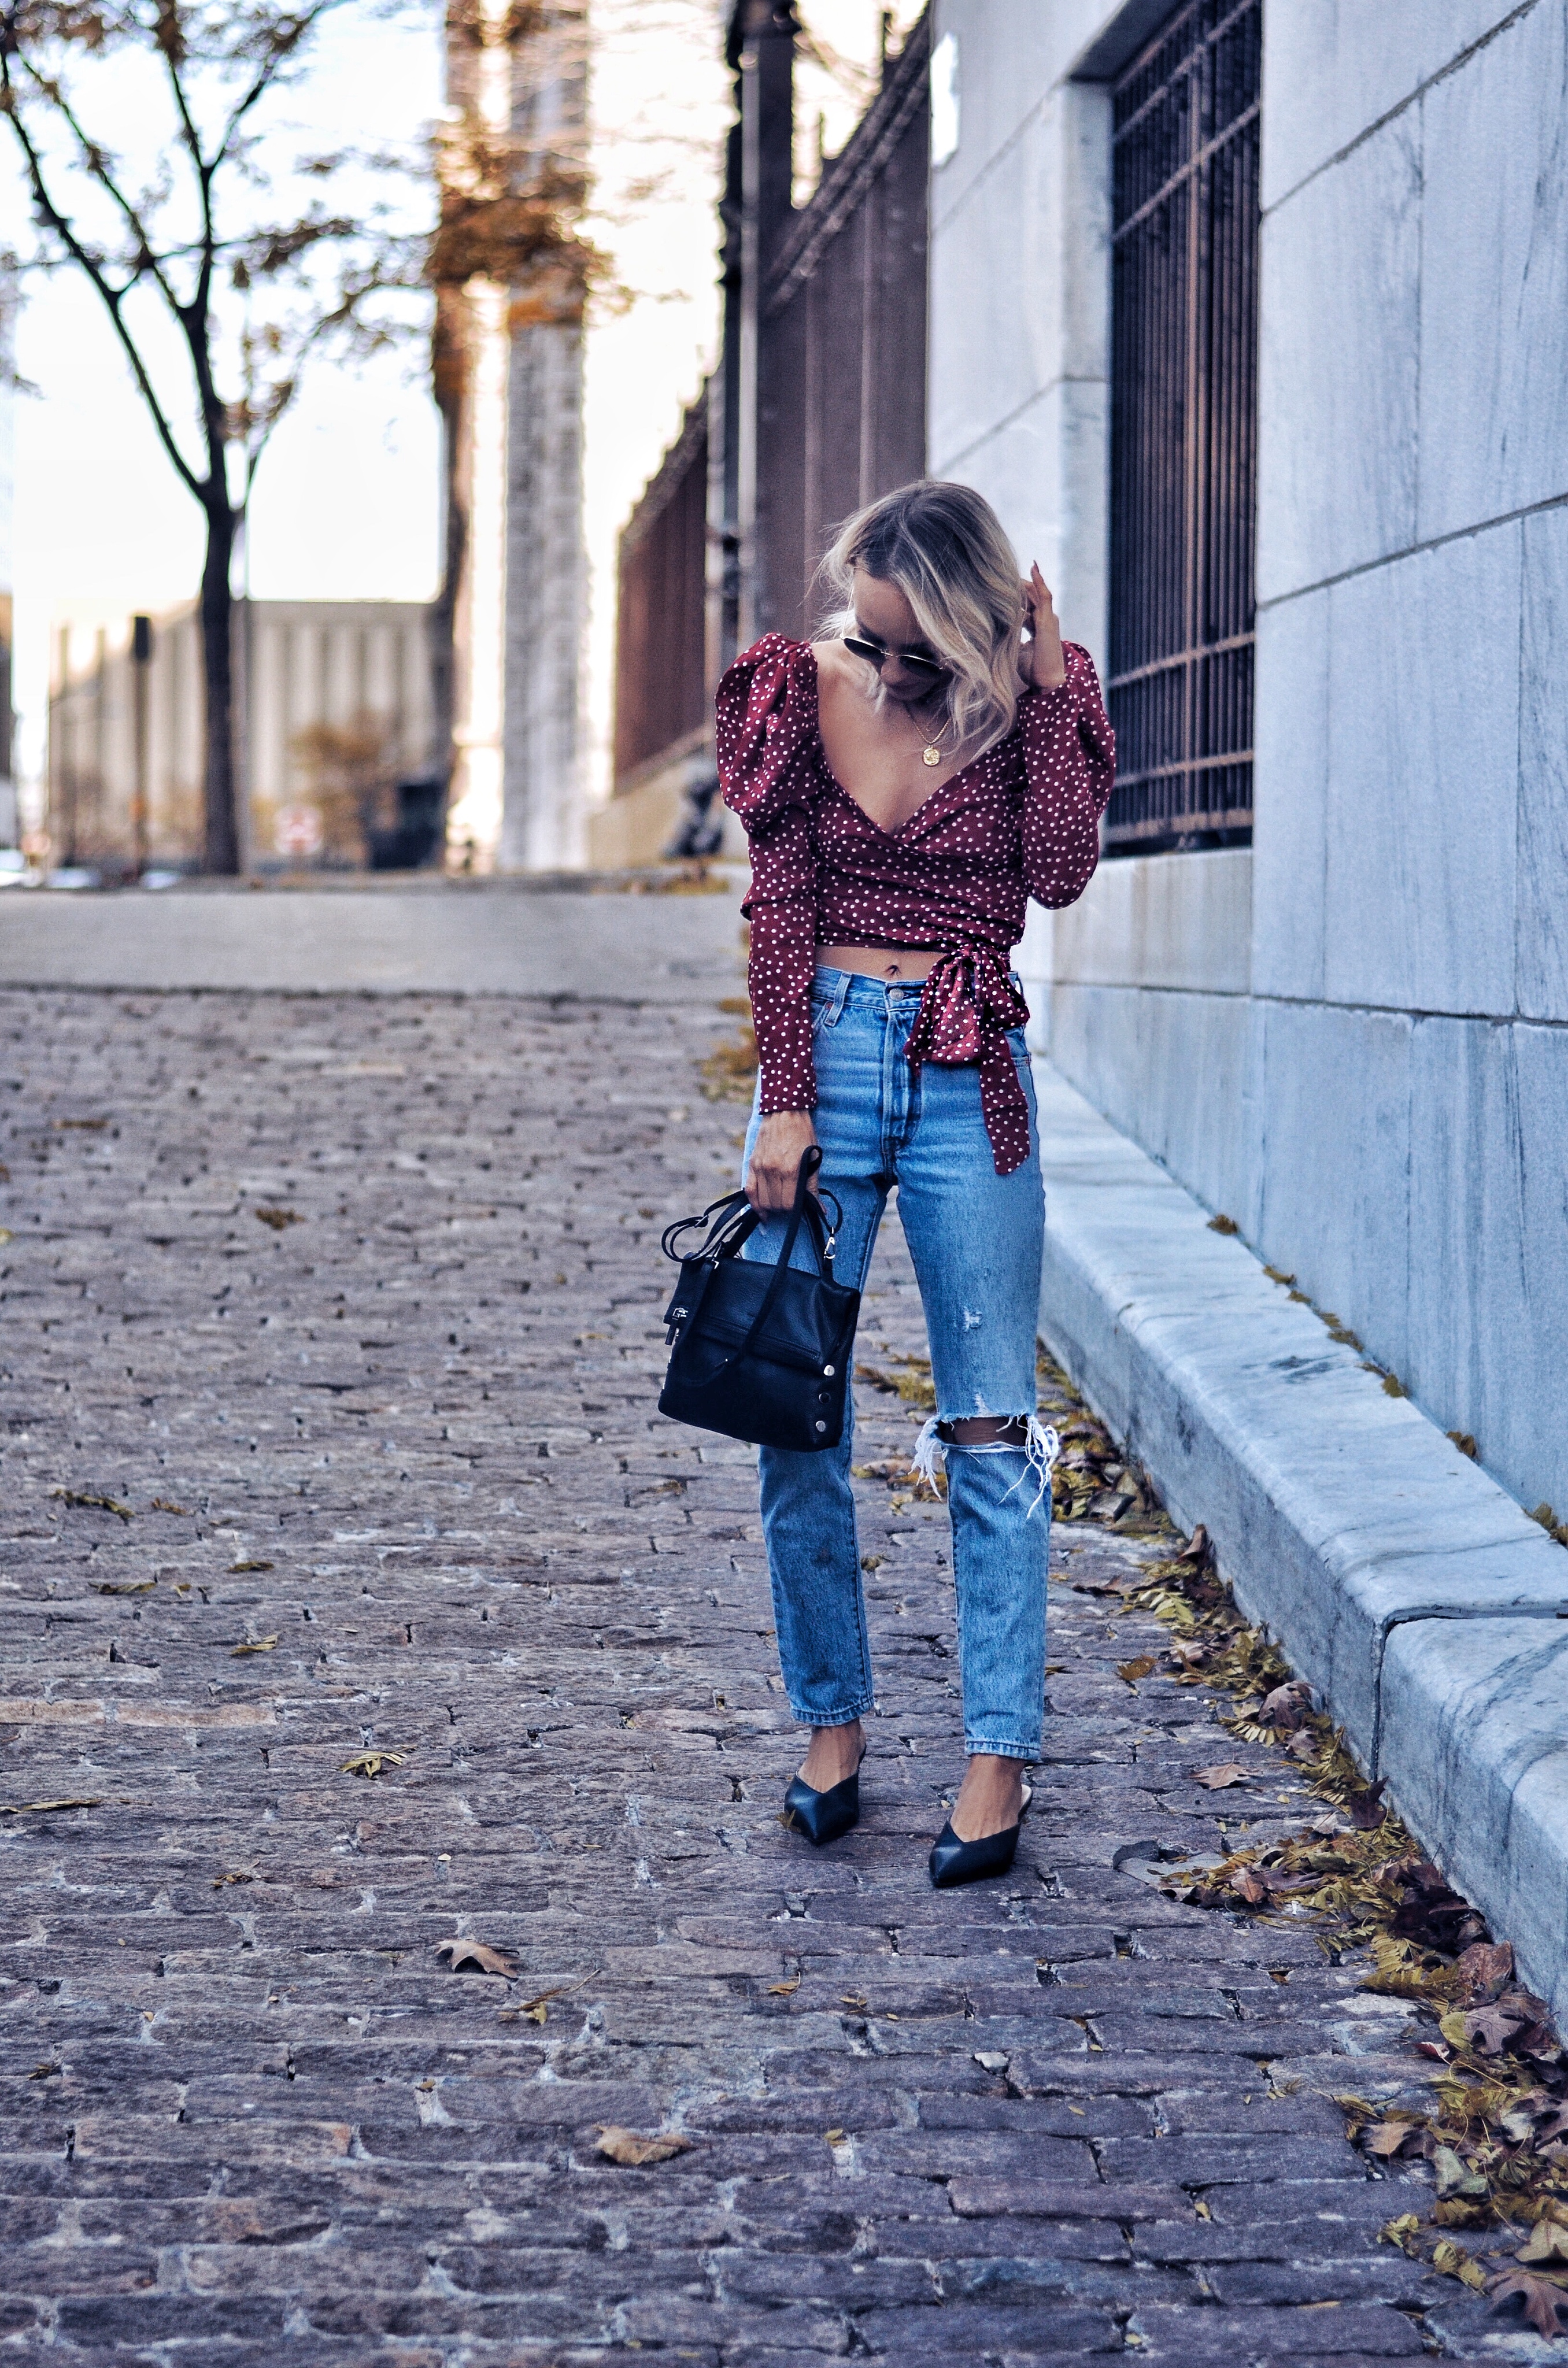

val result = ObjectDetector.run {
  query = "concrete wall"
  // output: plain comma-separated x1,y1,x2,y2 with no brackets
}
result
930,0,1568,1520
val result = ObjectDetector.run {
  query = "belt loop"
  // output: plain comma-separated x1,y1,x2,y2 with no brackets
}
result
825,967,852,1026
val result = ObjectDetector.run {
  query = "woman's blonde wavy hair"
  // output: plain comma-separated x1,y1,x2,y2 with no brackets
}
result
817,480,1024,756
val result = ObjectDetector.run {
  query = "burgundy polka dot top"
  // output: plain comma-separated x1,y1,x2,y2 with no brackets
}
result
716,632,1115,1175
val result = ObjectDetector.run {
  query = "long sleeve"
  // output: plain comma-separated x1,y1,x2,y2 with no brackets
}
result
715,632,823,1113
1018,641,1116,909
744,804,819,1112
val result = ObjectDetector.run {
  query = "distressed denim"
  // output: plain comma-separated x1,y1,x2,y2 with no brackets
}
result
741,965,1054,1760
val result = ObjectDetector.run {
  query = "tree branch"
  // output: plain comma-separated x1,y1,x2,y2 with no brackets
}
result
0,56,206,497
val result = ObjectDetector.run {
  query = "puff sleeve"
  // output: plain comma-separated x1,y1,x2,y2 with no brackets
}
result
1018,641,1116,909
716,634,822,1115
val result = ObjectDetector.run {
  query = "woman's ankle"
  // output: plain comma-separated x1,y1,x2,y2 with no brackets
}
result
800,1718,864,1789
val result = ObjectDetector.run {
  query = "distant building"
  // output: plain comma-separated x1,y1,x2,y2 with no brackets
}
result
0,270,16,845
48,598,435,874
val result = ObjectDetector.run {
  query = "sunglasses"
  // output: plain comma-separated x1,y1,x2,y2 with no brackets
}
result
842,631,947,679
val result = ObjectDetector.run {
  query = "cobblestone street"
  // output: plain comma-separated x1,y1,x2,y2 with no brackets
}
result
0,971,1503,2363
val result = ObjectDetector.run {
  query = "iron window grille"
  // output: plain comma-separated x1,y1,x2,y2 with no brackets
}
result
1105,0,1260,854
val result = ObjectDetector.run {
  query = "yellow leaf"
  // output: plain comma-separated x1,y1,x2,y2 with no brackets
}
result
824,2128,845,2145
53,1488,134,1521
768,1979,801,1996
231,1636,278,1656
93,1578,156,1594
1116,1656,1156,1684
230,1560,275,1574
0,1797,105,1815
341,1749,406,1778
594,2126,693,2167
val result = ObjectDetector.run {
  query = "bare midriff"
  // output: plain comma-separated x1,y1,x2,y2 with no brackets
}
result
817,945,940,983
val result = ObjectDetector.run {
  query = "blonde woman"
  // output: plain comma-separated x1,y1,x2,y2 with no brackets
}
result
715,479,1115,1887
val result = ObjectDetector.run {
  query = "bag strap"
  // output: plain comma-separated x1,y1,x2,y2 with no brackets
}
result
720,1147,830,1372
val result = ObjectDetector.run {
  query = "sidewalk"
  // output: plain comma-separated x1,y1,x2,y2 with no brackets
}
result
1033,1056,1568,2032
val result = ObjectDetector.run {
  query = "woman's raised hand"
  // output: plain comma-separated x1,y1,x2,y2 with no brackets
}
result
746,1110,820,1211
1020,563,1067,691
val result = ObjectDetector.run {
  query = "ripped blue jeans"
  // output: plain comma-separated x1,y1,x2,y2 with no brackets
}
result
741,965,1056,1760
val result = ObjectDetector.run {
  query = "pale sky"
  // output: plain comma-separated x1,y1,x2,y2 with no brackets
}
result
5,0,920,805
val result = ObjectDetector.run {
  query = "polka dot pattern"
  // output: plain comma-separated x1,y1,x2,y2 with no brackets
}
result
715,632,1116,1175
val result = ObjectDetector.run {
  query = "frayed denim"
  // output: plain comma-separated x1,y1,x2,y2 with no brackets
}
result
741,965,1055,1759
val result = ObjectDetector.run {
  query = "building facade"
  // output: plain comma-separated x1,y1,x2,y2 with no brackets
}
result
49,599,435,874
933,0,1568,1519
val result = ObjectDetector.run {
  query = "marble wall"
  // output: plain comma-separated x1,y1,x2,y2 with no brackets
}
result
929,0,1568,1516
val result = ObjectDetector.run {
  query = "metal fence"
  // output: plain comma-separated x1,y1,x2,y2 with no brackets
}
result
611,397,709,789
750,9,930,642
1105,0,1260,854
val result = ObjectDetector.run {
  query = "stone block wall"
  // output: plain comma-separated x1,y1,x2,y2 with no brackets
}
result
930,0,1568,1518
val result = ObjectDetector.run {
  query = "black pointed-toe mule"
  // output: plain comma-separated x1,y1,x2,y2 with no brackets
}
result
782,1752,865,1847
929,1785,1033,1889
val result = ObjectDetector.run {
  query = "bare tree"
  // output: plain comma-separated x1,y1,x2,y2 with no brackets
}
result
1,0,427,871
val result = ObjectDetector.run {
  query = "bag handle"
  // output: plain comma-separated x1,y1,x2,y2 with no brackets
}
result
719,1148,831,1373
663,1168,841,1270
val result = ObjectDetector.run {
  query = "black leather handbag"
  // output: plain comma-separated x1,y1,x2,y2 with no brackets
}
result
659,1148,860,1452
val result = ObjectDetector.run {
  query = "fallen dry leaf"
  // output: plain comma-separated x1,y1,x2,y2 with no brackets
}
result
341,1750,406,1779
1379,2213,1422,2255
1455,1939,1514,2002
253,1205,304,1231
212,1870,256,1888
433,1937,518,1979
1439,2004,1525,2057
92,1578,156,1595
824,2127,845,2145
230,1560,275,1574
1489,2269,1568,2338
517,1988,568,2023
1258,1679,1315,1732
0,1797,105,1815
52,1488,134,1522
1192,1762,1252,1790
1346,1778,1389,1830
1362,2117,1425,2160
1430,2239,1489,2293
231,1636,279,1656
594,2126,693,2167
840,1993,868,2011
29,2061,61,2080
1518,2221,1568,2269
1229,1868,1269,1904
150,1498,191,1515
1116,1655,1156,1685
768,1979,801,1996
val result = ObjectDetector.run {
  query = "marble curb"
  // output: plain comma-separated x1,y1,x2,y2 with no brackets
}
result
1033,1056,1568,2027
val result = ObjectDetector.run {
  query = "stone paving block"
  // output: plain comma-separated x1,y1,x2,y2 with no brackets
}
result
0,985,1504,2360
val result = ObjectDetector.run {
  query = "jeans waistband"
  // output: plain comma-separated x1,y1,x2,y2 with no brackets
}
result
811,961,1025,1015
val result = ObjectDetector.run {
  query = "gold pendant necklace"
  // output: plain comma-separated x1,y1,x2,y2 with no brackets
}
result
920,712,952,769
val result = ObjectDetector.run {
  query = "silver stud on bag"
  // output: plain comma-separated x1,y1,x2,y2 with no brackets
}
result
823,1363,835,1377
815,1420,827,1432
